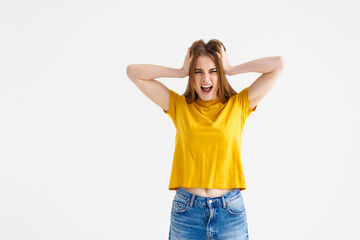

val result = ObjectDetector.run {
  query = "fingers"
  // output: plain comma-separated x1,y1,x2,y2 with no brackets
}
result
220,46,225,54
216,50,222,59
187,47,192,58
185,47,190,59
187,48,193,61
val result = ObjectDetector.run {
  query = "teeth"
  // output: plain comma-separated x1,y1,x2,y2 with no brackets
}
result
201,85,212,88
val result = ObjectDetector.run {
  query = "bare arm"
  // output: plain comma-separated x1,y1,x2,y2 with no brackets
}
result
127,64,186,80
126,48,192,112
226,56,284,75
245,56,284,110
220,47,285,110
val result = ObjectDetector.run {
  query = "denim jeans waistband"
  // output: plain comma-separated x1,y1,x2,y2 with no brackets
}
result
175,187,242,208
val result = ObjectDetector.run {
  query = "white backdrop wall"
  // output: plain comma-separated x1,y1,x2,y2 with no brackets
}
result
1,0,359,239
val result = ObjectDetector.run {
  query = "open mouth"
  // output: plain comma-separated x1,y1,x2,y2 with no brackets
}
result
201,85,213,94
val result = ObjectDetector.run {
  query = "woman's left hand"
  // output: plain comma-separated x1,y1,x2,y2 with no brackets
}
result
218,46,232,75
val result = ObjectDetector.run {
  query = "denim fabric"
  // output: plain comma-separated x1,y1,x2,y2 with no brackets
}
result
169,187,249,240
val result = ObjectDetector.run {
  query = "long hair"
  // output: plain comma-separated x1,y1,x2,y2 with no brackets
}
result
184,39,237,103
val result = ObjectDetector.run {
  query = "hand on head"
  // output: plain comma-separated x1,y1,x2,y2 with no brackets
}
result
180,47,194,77
217,46,231,75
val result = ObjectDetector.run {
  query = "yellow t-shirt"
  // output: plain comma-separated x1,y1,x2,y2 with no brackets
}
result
163,87,257,191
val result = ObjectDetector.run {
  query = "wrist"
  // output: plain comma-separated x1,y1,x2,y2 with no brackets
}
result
178,68,187,78
225,65,233,76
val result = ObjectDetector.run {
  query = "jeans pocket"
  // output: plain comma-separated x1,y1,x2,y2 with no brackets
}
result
171,197,189,214
226,196,246,216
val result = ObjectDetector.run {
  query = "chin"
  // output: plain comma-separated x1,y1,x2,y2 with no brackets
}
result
196,88,217,101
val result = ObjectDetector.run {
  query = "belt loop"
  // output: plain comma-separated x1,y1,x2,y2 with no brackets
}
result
189,194,196,207
221,195,226,208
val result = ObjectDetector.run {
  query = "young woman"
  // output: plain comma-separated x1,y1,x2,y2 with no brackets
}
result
126,39,284,240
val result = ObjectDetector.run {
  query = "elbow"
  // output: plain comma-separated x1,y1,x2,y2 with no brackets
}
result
126,64,137,79
126,64,133,75
276,56,285,69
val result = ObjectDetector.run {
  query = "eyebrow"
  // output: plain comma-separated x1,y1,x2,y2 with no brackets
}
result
194,68,217,71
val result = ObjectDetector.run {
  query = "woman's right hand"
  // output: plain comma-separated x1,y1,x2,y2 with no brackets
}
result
180,47,193,77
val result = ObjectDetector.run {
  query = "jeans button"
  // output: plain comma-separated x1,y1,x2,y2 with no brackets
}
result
208,199,212,204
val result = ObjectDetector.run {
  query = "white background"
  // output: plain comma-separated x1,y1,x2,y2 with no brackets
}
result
1,0,359,239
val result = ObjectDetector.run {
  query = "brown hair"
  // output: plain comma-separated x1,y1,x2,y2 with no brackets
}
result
183,39,237,103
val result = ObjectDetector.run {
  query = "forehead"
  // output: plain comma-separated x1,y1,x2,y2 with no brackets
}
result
195,55,216,68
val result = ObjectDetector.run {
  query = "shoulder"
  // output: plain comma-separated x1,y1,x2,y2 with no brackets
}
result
169,89,186,102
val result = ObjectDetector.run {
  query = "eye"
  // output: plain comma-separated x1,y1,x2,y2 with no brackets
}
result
194,70,217,74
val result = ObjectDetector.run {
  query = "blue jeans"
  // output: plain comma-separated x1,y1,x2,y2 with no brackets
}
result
169,187,249,240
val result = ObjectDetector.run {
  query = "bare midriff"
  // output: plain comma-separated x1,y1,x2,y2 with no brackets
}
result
181,187,239,198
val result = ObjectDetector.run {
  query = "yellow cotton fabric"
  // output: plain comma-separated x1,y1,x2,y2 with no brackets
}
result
163,87,257,191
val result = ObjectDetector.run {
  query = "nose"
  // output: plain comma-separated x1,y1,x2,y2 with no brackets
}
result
203,72,211,81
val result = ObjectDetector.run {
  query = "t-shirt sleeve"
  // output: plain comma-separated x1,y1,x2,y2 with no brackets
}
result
163,89,180,124
237,87,257,120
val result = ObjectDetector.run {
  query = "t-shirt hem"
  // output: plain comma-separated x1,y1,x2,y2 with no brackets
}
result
169,185,247,191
